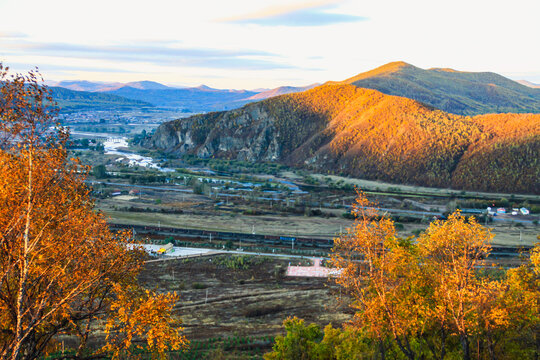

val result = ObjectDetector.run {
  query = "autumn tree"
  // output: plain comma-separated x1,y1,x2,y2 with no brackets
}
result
264,317,373,360
0,64,187,359
331,192,429,359
330,190,539,359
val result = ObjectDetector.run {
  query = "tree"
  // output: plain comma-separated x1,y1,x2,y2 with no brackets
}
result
0,63,187,359
264,317,323,360
503,238,540,358
331,192,428,359
417,212,494,360
264,317,373,360
330,190,539,359
92,164,108,179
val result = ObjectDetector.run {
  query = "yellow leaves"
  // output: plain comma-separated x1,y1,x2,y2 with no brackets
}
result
0,64,186,360
331,191,539,357
103,285,187,360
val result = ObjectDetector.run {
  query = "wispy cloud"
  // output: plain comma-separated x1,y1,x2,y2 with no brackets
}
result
0,31,27,39
0,40,294,70
5,62,137,74
218,0,367,26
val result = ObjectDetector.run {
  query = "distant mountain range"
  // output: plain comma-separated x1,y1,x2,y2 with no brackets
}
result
144,83,539,194
50,80,171,92
51,62,540,114
50,81,314,112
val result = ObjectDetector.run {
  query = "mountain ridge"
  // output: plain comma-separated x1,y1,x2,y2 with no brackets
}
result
143,84,539,194
51,62,540,115
339,62,540,115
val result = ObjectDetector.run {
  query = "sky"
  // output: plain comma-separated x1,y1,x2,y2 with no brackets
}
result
0,0,539,89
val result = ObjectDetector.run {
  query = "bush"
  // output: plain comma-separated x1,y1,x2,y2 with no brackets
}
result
192,282,208,289
244,305,284,318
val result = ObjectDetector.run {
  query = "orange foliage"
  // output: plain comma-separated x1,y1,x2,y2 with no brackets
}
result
262,84,539,193
0,64,186,359
158,81,539,192
103,285,186,359
331,191,539,359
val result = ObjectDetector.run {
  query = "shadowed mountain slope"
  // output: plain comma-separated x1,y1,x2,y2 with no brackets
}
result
338,62,540,115
50,87,151,111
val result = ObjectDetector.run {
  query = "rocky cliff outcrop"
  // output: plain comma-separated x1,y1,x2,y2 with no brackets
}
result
143,104,282,161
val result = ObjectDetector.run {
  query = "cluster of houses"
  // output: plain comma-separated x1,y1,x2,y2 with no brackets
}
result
487,207,530,216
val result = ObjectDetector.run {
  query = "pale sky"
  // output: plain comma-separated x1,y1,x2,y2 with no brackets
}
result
0,0,539,89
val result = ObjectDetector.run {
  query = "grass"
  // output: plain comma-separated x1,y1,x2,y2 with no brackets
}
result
308,174,540,202
100,207,351,239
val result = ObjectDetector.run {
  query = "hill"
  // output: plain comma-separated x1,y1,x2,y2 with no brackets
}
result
122,81,170,90
50,87,152,111
246,84,319,101
144,84,540,194
53,80,123,92
517,80,540,89
339,62,540,115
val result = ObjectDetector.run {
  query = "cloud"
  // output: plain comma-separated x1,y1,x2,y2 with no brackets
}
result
219,0,367,26
0,31,27,39
0,40,294,71
8,62,137,74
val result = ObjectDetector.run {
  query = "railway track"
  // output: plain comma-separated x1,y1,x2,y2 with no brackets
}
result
109,223,532,257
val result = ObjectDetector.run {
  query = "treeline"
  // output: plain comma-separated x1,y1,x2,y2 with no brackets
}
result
265,194,540,359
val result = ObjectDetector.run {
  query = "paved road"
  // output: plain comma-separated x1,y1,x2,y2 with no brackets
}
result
145,247,332,263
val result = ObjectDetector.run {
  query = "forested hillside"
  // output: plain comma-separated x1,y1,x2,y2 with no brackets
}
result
145,84,540,194
339,61,540,115
50,86,151,111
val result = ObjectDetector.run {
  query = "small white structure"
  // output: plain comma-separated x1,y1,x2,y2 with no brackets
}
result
520,207,530,215
286,258,341,278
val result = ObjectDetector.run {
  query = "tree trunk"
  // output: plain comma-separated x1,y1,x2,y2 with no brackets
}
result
11,150,33,360
460,334,471,360
378,339,386,360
